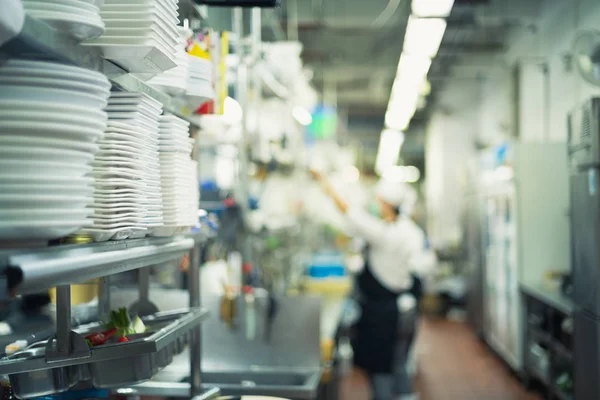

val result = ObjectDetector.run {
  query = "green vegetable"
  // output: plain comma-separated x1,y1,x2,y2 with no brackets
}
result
102,308,146,338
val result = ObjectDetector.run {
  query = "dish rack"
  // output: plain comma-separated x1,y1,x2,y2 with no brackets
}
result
0,233,217,399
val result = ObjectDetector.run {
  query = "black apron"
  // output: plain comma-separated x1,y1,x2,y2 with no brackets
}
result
352,253,406,374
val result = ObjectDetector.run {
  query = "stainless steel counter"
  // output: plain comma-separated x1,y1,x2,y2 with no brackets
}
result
521,283,574,315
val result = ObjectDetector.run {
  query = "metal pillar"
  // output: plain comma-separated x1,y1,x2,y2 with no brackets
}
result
189,243,202,397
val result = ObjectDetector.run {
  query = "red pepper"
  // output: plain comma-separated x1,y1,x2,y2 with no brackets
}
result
85,328,117,346
118,336,129,343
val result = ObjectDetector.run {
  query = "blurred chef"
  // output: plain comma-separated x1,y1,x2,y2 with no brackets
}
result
313,171,431,400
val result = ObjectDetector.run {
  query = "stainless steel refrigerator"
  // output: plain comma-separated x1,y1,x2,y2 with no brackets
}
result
569,97,600,399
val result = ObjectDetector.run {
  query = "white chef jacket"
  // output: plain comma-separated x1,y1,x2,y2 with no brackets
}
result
345,206,428,293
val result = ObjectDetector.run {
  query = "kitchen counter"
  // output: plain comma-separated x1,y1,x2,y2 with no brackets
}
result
520,283,574,315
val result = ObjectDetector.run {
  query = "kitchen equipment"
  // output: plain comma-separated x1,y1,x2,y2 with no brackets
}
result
568,97,600,398
480,142,570,371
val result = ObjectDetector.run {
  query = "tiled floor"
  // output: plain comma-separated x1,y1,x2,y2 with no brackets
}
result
340,317,541,400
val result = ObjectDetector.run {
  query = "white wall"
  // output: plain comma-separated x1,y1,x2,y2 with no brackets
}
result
426,0,600,245
425,80,481,245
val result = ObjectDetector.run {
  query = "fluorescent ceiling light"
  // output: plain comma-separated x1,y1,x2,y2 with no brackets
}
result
386,84,420,130
292,106,313,126
385,108,415,131
397,53,432,84
375,129,405,175
403,16,447,58
412,0,455,17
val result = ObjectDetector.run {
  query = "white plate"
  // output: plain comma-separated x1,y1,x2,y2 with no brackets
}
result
37,0,99,12
23,1,100,16
0,208,93,221
0,160,91,178
0,135,99,154
0,175,93,187
3,184,93,196
0,221,91,240
0,194,91,208
0,112,107,135
0,76,110,97
0,146,94,164
0,121,104,142
101,8,178,31
0,68,110,91
107,93,163,110
3,60,108,85
0,99,108,118
0,85,108,109
24,10,104,40
94,179,145,189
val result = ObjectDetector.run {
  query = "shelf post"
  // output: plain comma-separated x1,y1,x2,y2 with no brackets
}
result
189,242,202,397
55,285,71,355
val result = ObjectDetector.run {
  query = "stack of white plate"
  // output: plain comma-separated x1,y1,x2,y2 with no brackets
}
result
187,55,213,99
0,59,110,241
82,92,163,242
148,27,191,95
84,0,180,76
154,114,197,236
22,0,105,40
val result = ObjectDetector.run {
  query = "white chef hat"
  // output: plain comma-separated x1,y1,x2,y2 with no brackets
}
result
375,179,417,216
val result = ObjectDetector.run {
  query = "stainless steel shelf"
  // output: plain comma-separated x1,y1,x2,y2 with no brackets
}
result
0,233,205,297
0,308,209,375
1,16,203,126
118,383,220,399
1,15,104,71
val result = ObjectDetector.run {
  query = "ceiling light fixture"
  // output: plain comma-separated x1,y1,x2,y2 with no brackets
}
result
403,16,447,58
411,0,455,17
397,53,432,83
375,129,405,175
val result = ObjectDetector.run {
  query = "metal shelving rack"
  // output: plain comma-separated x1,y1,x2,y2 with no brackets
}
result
0,9,219,399
0,233,218,399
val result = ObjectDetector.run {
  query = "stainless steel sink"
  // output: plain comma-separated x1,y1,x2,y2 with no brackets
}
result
201,370,322,399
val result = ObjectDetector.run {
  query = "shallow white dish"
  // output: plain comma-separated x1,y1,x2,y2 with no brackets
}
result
0,160,91,178
0,221,91,240
0,121,104,142
0,99,108,119
107,92,163,109
23,0,100,16
0,135,100,154
24,9,104,40
0,208,93,221
0,66,110,90
0,85,108,109
3,183,93,196
0,76,110,97
4,59,107,80
93,179,145,189
0,145,95,164
0,194,91,208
